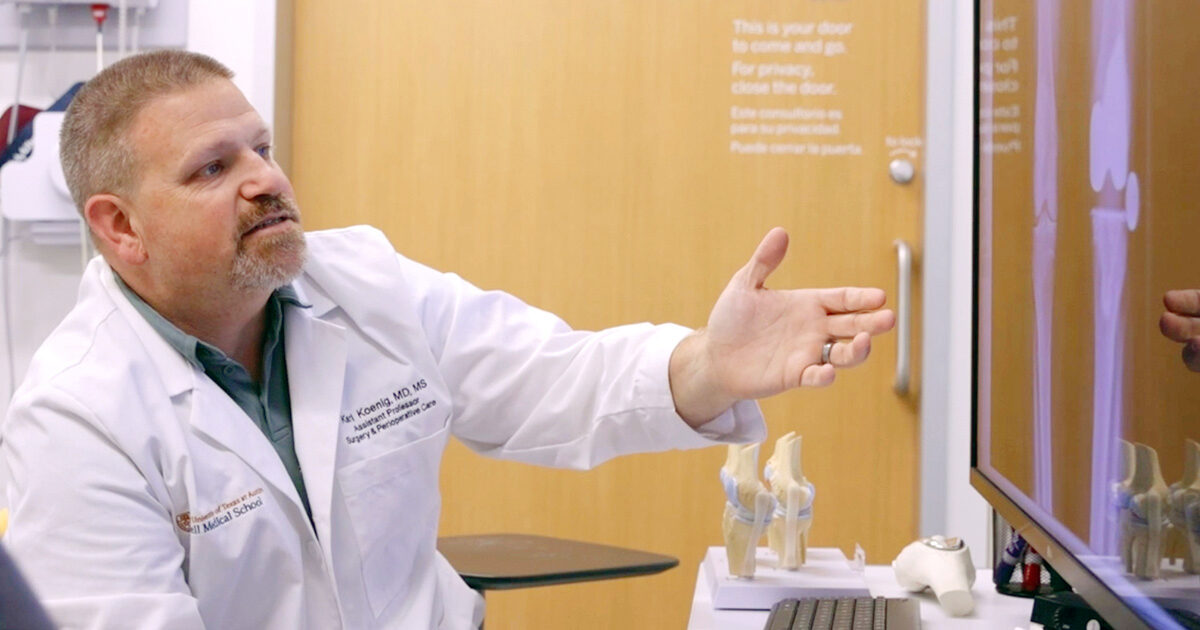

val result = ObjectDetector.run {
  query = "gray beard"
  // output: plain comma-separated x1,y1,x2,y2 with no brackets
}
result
230,228,308,291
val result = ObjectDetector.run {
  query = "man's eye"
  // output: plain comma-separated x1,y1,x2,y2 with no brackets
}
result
256,145,272,159
200,162,223,177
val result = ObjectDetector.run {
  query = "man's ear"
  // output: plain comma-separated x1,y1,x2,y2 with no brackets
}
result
83,193,147,265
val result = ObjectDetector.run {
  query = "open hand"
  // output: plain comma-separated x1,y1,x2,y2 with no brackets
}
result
669,227,897,424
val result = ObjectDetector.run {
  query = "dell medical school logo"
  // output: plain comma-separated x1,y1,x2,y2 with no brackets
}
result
175,487,266,535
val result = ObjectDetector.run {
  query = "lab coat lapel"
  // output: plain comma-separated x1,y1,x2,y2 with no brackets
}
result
284,306,347,546
98,262,310,515
189,378,310,516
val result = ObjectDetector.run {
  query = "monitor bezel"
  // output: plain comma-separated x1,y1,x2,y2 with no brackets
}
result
968,2,1157,628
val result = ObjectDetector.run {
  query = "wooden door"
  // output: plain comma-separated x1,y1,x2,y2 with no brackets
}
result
285,1,924,627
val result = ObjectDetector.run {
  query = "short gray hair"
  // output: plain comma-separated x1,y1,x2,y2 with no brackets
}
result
60,50,234,211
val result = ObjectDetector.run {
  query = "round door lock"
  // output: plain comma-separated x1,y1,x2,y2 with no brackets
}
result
889,158,916,184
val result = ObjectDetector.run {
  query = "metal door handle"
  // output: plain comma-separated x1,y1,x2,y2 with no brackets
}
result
893,240,912,395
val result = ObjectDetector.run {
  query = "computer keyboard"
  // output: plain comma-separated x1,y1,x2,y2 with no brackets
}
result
764,596,921,630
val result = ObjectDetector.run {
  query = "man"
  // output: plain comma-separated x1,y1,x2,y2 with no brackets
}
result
1,51,894,629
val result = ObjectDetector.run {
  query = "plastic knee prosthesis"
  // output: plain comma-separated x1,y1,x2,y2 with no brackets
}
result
1123,443,1169,579
892,536,976,616
764,432,815,569
721,443,776,578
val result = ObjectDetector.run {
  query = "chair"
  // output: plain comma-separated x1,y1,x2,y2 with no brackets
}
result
0,508,57,630
437,533,678,624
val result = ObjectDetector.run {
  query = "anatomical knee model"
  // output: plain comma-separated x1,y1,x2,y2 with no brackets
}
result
893,536,976,617
721,443,775,578
764,432,815,569
1122,443,1169,578
1167,439,1200,574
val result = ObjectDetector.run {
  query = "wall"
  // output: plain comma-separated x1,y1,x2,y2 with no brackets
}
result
0,0,277,507
920,2,991,561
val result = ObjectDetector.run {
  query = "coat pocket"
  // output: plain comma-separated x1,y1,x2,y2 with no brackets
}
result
337,423,449,618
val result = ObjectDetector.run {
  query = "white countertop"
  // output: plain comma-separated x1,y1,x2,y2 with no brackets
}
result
687,554,1036,630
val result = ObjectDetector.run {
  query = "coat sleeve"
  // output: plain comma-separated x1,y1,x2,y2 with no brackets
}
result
399,254,766,470
2,387,205,630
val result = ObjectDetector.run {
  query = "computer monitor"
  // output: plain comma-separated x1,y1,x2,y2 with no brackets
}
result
971,1,1200,628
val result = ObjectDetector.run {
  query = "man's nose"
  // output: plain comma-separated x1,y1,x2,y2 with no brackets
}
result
239,150,291,200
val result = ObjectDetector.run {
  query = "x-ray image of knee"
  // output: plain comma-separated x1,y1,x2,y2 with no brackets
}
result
1087,0,1139,556
1031,0,1059,513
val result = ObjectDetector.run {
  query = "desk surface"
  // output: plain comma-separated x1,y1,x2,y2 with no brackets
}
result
688,561,1035,629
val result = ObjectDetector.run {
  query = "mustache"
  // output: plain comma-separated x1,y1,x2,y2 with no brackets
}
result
238,195,301,235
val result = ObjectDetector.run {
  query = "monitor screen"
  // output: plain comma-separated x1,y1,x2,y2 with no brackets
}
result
972,1,1200,628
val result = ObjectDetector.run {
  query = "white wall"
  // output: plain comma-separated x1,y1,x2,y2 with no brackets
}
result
0,1,277,508
919,1,992,563
185,0,278,130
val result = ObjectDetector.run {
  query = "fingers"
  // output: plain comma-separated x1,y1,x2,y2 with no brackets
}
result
795,306,888,390
744,227,789,289
816,287,887,313
1185,339,1200,373
1159,311,1200,343
1158,292,1200,371
1164,289,1200,316
829,332,872,369
798,333,869,389
825,309,896,338
799,363,835,387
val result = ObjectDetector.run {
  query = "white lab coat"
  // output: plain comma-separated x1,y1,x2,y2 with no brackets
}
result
1,226,764,629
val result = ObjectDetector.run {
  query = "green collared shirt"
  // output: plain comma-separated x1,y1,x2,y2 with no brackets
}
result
114,274,313,518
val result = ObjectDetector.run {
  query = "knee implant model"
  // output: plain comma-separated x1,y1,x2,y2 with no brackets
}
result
763,432,815,569
1167,439,1200,574
892,536,976,617
1122,443,1169,579
720,443,776,578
